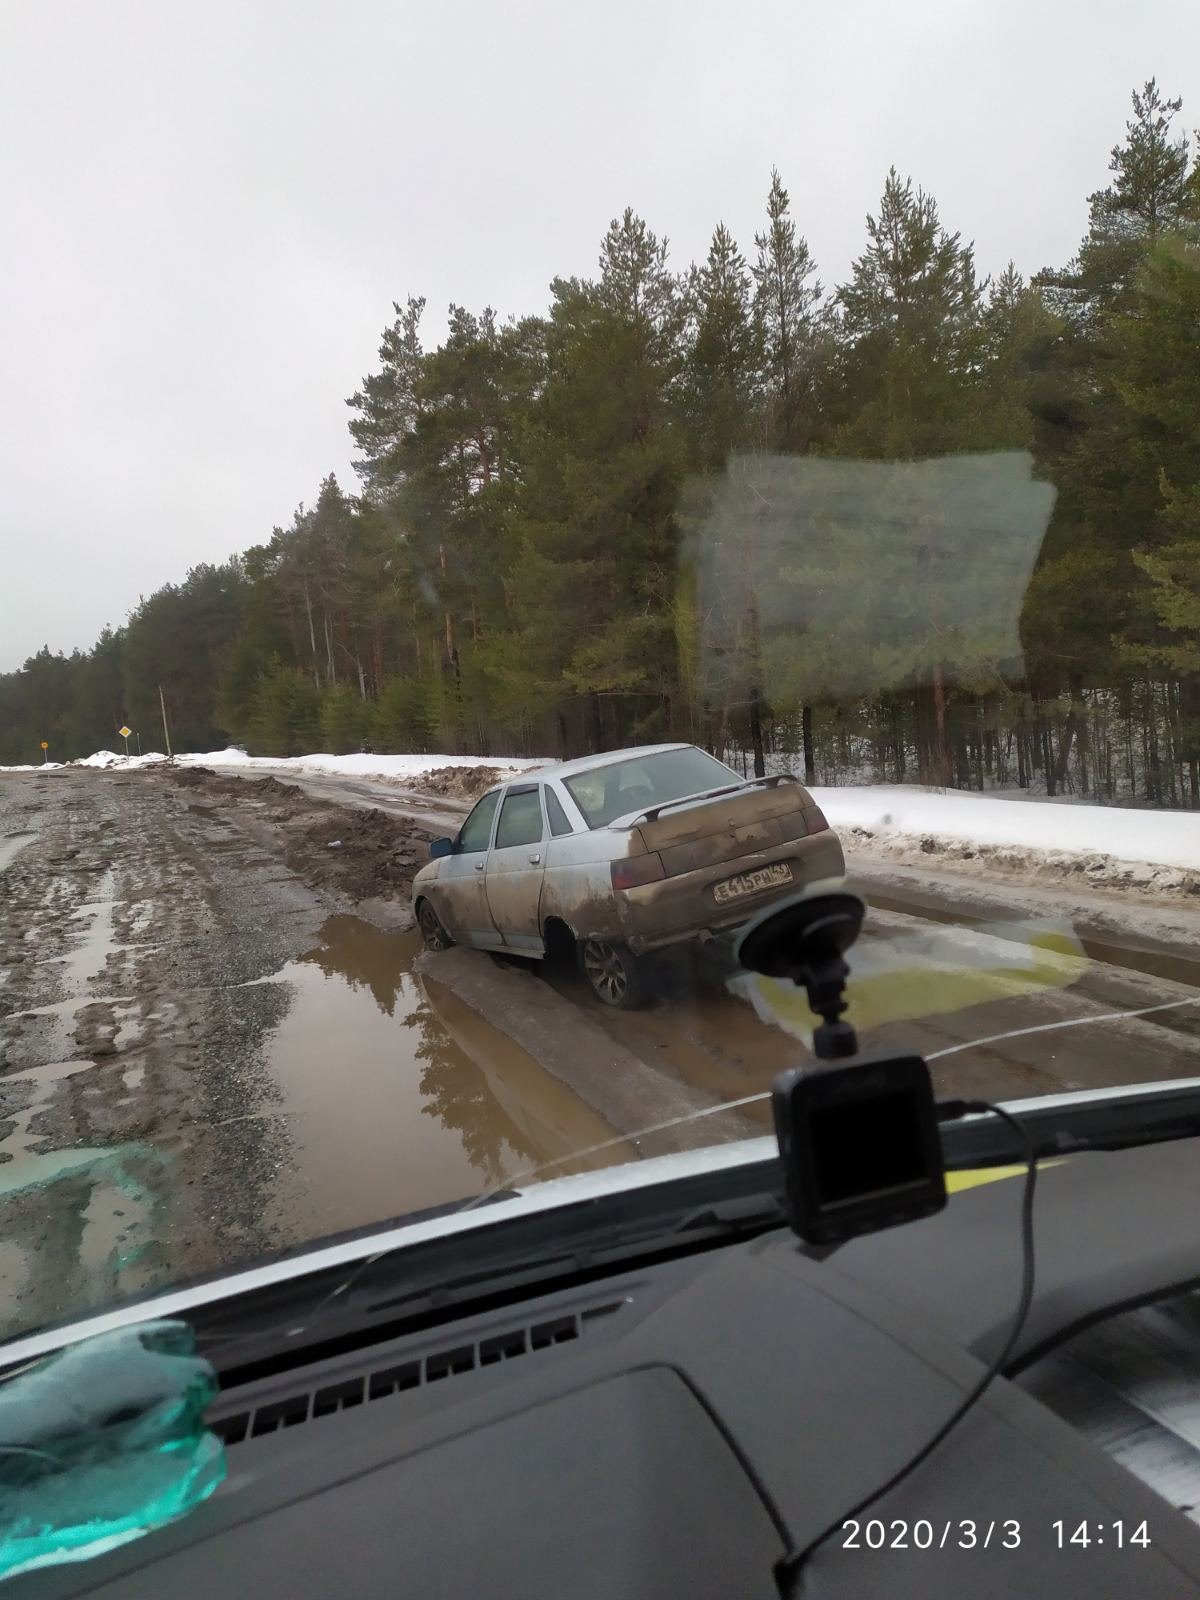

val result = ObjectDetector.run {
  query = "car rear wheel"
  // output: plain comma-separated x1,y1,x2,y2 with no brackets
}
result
417,899,453,953
580,938,645,1010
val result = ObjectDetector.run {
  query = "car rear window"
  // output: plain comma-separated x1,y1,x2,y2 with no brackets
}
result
495,788,544,848
564,748,738,828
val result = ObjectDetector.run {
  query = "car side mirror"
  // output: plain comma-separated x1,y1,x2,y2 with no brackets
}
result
429,836,454,860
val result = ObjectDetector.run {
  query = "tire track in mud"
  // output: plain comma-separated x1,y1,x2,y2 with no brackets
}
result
0,770,329,1340
0,771,661,1344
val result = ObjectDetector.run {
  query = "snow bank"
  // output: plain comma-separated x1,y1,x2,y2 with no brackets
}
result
73,750,170,769
0,747,542,779
814,783,1200,873
174,749,546,783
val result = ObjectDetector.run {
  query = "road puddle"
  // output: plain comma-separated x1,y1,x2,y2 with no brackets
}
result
0,830,37,873
254,917,636,1247
44,871,121,998
0,1055,161,1331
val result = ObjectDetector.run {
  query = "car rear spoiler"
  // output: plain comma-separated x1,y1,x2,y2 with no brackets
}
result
615,772,800,829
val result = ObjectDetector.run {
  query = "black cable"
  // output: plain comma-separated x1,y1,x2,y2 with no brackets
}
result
773,1098,1037,1598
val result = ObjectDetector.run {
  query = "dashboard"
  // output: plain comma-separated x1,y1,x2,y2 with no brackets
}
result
15,1136,1200,1599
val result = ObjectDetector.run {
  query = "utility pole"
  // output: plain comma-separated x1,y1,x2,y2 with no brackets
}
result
158,684,173,759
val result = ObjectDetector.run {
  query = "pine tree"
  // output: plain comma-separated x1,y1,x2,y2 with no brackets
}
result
1040,80,1192,321
751,169,821,448
347,295,426,502
1111,234,1200,800
831,168,982,459
682,222,759,467
498,211,684,751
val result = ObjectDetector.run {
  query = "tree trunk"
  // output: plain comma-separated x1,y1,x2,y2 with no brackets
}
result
748,683,767,778
801,702,816,784
1181,674,1200,807
438,544,459,681
1042,717,1057,797
302,583,320,691
892,700,906,783
931,663,949,785
323,610,336,685
1053,708,1079,793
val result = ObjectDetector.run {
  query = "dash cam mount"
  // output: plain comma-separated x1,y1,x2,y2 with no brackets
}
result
735,886,947,1247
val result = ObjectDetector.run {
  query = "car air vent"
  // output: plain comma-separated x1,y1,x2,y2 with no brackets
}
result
209,1298,627,1447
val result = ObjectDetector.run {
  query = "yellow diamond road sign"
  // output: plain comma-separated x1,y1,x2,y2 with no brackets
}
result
118,725,132,738
40,741,48,750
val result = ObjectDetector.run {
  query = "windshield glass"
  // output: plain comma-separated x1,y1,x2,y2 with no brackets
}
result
1,6,1198,1349
565,748,738,827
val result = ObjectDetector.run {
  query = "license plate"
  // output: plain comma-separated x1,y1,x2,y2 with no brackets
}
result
712,862,793,905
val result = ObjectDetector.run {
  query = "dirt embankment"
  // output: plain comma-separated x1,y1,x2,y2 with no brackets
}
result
167,767,427,917
410,764,510,801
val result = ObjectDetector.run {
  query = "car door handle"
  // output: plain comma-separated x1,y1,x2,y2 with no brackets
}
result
527,853,541,865
474,860,485,871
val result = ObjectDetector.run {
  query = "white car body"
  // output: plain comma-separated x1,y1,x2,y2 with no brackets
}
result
411,742,845,959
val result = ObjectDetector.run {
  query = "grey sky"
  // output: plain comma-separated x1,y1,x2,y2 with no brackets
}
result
1,0,1195,670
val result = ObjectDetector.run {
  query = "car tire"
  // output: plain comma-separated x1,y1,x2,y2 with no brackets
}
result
417,899,453,953
579,937,645,1010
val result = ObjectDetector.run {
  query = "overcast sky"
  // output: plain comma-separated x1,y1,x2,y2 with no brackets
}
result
2,0,1196,670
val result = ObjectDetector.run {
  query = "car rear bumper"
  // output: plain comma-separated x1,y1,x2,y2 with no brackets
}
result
616,830,846,954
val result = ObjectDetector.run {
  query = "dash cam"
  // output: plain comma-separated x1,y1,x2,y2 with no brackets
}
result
735,888,947,1246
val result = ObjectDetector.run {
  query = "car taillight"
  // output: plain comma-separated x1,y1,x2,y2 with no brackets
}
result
802,805,830,834
611,853,666,891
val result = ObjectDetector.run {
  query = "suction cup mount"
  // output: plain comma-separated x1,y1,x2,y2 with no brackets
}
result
734,888,866,1060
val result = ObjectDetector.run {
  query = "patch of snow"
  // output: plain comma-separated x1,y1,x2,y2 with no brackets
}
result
71,750,169,769
174,749,546,783
816,783,1200,873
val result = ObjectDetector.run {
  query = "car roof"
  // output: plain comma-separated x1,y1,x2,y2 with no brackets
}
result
521,743,696,785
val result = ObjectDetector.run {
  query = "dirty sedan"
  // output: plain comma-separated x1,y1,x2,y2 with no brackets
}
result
412,743,845,1007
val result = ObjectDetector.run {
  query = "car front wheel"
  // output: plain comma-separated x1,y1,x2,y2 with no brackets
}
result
579,938,645,1009
417,899,453,953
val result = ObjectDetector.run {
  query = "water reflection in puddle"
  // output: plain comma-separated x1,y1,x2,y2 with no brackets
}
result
258,917,636,1246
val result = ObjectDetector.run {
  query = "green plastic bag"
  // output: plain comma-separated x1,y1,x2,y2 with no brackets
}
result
0,1320,225,1580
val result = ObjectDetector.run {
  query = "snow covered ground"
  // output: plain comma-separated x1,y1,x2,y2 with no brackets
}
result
171,748,546,783
813,784,1200,874
0,748,542,780
3,747,1196,879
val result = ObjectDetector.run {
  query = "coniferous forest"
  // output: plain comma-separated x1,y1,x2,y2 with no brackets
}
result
4,82,1198,807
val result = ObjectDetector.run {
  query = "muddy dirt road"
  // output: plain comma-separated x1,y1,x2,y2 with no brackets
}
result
2,765,1199,1345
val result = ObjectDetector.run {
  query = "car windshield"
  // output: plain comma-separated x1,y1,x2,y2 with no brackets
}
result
565,748,737,827
1,6,1198,1352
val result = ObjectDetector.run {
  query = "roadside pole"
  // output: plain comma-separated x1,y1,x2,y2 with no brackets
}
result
158,685,172,759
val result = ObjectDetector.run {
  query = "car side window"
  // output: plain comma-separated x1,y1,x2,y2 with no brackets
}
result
458,790,500,854
544,786,574,836
494,788,544,849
